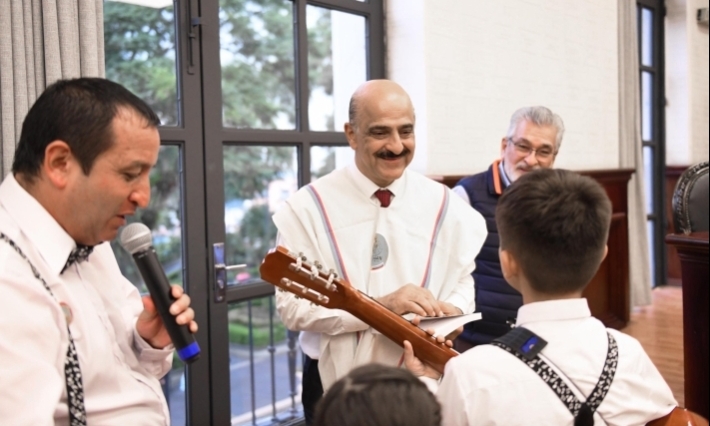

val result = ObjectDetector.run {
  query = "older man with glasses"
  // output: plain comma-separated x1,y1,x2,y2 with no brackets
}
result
452,106,565,351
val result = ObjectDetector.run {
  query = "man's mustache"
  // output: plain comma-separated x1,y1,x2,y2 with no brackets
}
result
516,164,541,172
375,148,411,160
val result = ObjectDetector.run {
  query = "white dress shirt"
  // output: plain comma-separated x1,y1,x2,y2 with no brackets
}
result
429,298,676,426
0,174,173,426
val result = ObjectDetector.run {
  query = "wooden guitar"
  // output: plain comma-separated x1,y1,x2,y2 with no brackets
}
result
260,246,459,374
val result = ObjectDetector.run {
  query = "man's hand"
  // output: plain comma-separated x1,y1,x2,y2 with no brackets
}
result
437,301,465,340
137,285,198,349
377,284,442,317
438,301,463,316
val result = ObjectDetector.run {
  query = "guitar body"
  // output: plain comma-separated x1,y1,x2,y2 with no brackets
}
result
260,246,459,374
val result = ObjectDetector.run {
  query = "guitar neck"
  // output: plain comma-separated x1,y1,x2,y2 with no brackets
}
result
345,290,458,374
259,247,457,374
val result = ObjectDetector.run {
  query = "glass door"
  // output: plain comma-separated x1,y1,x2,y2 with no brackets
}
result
104,0,382,423
200,1,382,424
103,0,210,424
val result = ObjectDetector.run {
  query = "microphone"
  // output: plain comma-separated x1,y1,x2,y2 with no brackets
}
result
120,223,200,364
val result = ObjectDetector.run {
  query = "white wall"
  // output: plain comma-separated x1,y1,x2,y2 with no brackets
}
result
387,0,620,175
386,0,429,173
666,0,709,166
689,0,709,163
666,0,691,165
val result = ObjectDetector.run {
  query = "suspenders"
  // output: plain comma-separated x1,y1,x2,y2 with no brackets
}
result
492,327,618,426
1,233,87,425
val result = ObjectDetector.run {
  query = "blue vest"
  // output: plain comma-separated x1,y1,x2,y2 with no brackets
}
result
456,161,522,346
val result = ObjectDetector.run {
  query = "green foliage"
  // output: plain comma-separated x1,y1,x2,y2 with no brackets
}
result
307,7,334,130
105,1,334,285
223,146,294,201
104,2,178,125
220,0,297,128
225,203,278,278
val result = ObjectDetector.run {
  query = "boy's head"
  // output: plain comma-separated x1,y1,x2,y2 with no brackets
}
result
496,169,612,295
314,363,441,426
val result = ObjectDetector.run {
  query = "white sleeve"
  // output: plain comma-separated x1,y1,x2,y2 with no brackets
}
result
441,196,486,314
443,272,476,314
437,356,476,426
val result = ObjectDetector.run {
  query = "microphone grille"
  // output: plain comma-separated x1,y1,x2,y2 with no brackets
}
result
119,222,153,254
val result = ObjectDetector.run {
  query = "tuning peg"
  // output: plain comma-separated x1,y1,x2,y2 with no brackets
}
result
314,260,323,270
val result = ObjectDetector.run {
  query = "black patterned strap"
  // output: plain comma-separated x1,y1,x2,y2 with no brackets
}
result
1,233,87,425
492,327,618,426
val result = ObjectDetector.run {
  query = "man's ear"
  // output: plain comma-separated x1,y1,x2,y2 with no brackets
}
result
43,140,75,189
344,122,358,150
500,137,508,158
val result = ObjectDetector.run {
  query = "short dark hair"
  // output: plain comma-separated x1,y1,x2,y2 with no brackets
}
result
12,78,160,180
496,169,612,294
314,364,441,426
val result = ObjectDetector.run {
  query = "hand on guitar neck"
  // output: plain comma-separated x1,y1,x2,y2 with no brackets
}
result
403,314,455,381
260,246,461,374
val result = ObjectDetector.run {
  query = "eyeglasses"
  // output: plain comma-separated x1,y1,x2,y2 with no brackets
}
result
506,138,557,162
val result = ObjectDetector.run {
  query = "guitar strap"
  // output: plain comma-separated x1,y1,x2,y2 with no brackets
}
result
0,233,87,425
492,327,618,426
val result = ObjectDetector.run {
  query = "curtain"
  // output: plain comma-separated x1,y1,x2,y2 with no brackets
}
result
0,0,105,177
618,0,653,307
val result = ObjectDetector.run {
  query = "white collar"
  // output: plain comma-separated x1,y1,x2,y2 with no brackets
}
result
0,174,78,277
515,298,591,327
346,163,407,202
499,160,512,187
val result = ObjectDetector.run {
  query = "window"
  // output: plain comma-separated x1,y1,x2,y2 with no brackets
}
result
637,0,666,286
104,0,384,424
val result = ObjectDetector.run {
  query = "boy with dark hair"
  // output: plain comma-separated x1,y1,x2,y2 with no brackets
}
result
405,169,676,425
314,363,442,426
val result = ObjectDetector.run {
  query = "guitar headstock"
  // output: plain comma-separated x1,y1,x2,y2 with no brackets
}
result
260,246,355,309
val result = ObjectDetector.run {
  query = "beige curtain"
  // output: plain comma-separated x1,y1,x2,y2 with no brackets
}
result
0,0,105,177
619,0,653,307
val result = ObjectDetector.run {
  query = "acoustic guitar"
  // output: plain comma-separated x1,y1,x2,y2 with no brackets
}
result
259,246,459,374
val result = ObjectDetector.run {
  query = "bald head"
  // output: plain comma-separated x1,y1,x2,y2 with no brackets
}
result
344,79,416,188
348,80,414,129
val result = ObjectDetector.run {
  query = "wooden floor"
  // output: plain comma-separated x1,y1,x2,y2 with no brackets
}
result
622,286,684,406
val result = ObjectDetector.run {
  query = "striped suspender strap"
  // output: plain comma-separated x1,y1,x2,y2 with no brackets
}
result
492,327,618,426
1,233,87,425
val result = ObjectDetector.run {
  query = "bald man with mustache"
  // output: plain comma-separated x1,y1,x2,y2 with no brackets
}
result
272,80,487,424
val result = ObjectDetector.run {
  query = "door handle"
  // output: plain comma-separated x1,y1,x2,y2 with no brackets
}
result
186,0,201,75
212,242,246,303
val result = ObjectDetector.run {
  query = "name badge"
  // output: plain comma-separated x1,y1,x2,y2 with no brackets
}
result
371,233,389,270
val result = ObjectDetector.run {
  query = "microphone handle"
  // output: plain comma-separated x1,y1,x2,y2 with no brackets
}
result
133,248,200,363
